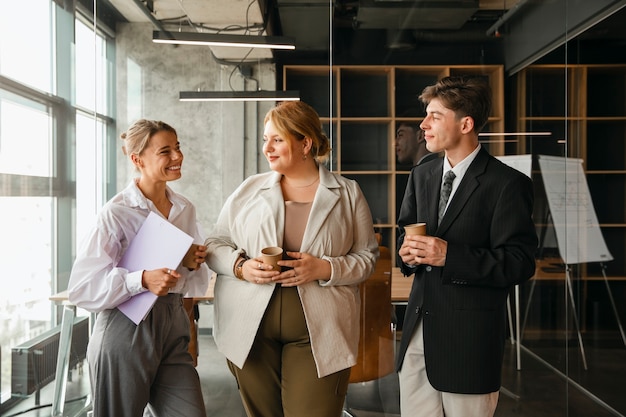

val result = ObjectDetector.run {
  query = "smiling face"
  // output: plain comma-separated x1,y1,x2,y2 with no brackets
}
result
420,97,474,163
132,130,183,183
263,119,302,175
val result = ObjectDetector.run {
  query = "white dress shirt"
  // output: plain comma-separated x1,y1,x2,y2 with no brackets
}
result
441,144,481,214
68,179,210,312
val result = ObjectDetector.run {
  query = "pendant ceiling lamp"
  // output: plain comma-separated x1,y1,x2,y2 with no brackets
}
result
152,31,295,50
179,90,300,102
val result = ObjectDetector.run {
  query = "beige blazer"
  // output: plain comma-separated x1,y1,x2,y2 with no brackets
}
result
205,165,379,377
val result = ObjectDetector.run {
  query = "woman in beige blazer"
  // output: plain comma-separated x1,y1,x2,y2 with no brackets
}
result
205,101,379,417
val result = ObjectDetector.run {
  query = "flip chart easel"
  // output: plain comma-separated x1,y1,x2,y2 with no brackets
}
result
536,155,625,369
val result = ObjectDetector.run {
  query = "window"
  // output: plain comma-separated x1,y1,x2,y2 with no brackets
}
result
0,91,56,400
0,1,114,405
76,111,108,240
75,18,109,115
0,91,53,176
0,0,54,93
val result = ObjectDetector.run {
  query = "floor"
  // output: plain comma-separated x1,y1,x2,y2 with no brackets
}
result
196,334,626,417
3,323,626,416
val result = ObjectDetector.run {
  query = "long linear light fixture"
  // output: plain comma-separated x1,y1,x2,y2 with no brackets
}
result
479,132,552,136
153,31,295,50
179,90,300,102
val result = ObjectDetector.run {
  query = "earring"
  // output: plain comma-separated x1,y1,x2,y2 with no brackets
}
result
303,153,307,160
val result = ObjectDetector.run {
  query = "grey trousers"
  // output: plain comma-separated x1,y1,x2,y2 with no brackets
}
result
87,293,206,417
227,286,351,417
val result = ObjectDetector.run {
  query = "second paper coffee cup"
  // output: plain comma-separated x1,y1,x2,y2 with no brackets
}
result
404,223,426,236
261,246,283,271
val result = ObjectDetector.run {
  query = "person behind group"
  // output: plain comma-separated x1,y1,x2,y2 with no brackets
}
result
395,120,441,269
68,119,210,417
395,121,438,167
396,76,537,417
204,100,379,417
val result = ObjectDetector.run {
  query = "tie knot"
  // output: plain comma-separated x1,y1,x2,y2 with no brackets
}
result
443,170,456,185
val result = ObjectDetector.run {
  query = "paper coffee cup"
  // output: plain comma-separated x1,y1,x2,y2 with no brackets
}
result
261,247,283,271
404,223,426,236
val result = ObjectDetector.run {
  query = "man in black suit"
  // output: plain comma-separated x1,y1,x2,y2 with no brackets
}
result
396,76,537,417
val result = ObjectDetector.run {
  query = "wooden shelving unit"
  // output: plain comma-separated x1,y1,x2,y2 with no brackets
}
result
284,65,505,267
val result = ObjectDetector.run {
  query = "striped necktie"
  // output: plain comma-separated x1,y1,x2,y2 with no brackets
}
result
438,170,456,224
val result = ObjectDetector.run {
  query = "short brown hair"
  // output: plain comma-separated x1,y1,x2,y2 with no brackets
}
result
419,76,492,133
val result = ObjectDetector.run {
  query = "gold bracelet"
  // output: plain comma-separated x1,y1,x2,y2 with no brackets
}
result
234,258,246,280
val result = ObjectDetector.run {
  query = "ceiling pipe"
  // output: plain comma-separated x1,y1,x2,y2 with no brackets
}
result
130,0,277,65
129,0,169,33
486,0,529,36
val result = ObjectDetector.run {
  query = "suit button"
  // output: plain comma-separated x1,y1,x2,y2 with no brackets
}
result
425,266,432,272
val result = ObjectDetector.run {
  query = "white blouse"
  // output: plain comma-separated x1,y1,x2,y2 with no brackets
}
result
68,180,210,312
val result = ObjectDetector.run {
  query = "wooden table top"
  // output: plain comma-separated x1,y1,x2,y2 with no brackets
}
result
51,269,413,304
391,268,412,303
200,271,413,302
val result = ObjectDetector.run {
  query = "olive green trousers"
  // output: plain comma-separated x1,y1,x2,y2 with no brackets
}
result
228,286,351,417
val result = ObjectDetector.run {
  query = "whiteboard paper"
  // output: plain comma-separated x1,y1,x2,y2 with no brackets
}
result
538,155,612,265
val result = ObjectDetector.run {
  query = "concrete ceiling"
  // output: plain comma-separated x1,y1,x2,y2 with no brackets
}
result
105,0,526,61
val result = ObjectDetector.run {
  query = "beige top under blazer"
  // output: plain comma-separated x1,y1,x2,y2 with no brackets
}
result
205,165,379,378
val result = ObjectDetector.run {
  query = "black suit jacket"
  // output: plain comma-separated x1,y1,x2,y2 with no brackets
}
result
396,147,537,394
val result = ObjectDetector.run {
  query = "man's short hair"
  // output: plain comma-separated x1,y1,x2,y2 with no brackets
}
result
419,76,492,132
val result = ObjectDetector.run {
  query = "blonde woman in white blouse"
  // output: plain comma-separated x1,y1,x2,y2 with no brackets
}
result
69,119,209,417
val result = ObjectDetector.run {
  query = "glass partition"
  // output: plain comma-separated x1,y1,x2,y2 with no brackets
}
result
514,8,626,415
1,1,626,415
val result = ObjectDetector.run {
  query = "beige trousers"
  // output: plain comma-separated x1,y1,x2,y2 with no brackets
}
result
398,320,499,417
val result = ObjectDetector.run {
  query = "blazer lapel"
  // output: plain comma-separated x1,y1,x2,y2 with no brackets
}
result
436,148,489,235
301,166,341,251
425,162,443,236
258,172,286,246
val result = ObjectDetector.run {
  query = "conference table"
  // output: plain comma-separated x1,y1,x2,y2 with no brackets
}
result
390,269,413,304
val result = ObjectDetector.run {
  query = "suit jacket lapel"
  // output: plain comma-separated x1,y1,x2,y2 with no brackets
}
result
436,148,489,235
425,162,443,236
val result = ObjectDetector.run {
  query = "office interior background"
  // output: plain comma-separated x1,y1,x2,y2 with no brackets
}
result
2,0,626,416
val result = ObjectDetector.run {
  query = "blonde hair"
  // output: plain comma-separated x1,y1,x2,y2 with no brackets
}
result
263,101,331,163
121,119,177,158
